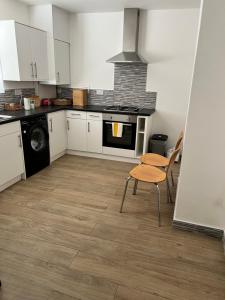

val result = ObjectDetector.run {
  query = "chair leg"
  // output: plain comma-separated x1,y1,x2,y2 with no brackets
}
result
133,179,138,195
155,184,161,227
171,170,175,187
120,177,131,213
166,181,170,203
166,177,173,203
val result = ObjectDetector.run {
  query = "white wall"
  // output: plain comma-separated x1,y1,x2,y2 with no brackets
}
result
0,0,29,24
69,9,199,146
29,4,53,34
70,12,123,89
174,0,225,231
139,9,199,147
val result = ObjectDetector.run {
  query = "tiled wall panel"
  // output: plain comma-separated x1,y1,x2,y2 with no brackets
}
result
0,88,35,109
57,63,157,109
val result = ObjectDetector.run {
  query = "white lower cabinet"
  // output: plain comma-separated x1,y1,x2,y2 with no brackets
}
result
48,111,67,161
67,111,102,153
0,122,24,190
67,118,87,151
87,119,102,153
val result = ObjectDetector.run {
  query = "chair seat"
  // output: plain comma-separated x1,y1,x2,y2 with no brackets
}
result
140,153,169,167
129,164,166,183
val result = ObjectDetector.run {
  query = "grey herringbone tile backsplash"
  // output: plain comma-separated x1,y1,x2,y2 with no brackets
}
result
114,63,156,108
0,88,35,107
57,63,157,109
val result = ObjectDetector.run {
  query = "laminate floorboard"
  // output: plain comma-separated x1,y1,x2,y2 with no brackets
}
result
0,155,224,300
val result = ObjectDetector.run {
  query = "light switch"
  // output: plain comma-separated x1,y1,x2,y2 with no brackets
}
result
96,89,104,95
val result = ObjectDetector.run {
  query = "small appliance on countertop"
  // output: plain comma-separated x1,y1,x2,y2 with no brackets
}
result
41,98,52,106
21,114,50,178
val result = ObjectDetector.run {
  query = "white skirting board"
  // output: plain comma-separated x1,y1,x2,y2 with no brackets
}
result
66,150,139,164
50,150,66,163
102,147,135,158
0,175,22,192
173,219,224,239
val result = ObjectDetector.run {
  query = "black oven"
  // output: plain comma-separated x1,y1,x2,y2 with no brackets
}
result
103,114,137,150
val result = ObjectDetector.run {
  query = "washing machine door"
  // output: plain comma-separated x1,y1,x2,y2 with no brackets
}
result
23,122,50,178
30,126,48,152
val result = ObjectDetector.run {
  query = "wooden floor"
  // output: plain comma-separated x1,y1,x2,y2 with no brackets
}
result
0,155,224,300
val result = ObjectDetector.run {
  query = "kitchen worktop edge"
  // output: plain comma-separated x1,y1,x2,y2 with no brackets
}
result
0,105,155,125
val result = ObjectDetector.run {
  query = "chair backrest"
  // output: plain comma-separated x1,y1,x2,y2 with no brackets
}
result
175,131,184,150
166,147,181,176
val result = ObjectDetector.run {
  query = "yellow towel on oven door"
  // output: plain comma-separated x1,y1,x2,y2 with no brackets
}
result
112,122,123,137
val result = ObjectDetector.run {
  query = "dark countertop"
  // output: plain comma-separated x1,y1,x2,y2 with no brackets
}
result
0,105,155,125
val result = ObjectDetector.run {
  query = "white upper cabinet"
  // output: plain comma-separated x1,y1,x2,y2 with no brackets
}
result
15,23,33,81
54,39,70,85
52,5,70,43
29,4,70,85
30,28,49,81
0,21,48,81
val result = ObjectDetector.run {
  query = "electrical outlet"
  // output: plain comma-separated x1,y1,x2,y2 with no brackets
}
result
15,89,22,96
96,89,104,95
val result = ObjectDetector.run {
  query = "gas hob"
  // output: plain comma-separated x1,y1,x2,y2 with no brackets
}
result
103,105,139,113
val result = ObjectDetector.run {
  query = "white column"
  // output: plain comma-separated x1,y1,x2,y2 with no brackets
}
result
174,0,225,230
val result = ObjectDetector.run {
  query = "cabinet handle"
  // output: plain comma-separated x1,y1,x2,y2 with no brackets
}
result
88,122,90,132
67,120,70,130
57,72,60,82
71,113,81,116
31,63,34,78
34,62,37,78
89,115,99,118
50,119,53,132
105,121,132,127
18,135,22,147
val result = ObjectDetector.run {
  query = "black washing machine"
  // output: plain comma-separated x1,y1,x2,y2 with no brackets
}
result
21,114,50,178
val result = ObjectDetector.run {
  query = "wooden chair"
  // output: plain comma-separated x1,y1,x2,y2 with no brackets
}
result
140,131,183,187
120,147,180,226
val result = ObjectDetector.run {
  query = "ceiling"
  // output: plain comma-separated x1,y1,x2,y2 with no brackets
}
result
19,0,201,13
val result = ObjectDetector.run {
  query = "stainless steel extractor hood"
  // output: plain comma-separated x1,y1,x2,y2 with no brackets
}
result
107,8,147,64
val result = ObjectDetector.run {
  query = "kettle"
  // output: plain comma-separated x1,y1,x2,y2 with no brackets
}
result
24,98,31,110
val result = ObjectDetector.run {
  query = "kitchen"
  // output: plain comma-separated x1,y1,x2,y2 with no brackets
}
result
0,0,225,299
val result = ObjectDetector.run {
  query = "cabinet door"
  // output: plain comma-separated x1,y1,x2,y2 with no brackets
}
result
87,120,102,153
67,118,87,151
54,39,70,85
30,28,48,81
0,132,24,186
48,111,67,161
15,23,33,81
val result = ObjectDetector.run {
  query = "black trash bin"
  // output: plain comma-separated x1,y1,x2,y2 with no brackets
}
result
149,134,168,156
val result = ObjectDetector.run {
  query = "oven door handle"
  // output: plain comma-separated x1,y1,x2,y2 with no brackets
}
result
104,122,132,127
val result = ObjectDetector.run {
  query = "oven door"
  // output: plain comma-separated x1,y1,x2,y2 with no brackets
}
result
103,120,137,150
